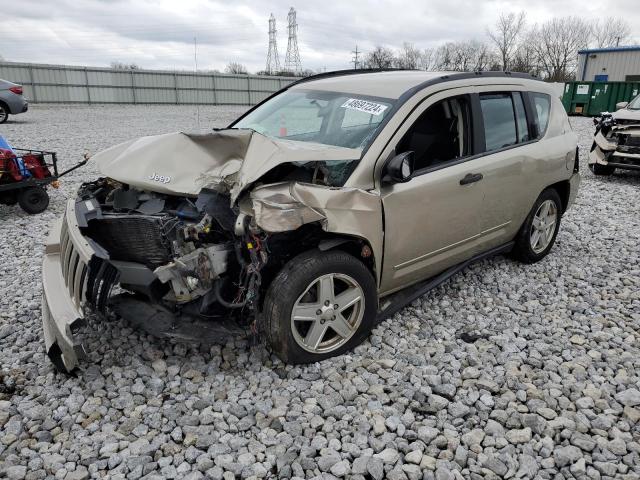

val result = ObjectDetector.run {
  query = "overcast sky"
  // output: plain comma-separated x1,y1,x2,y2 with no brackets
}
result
4,0,640,73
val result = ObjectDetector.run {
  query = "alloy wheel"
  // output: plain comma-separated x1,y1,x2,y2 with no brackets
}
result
290,273,365,354
530,199,557,254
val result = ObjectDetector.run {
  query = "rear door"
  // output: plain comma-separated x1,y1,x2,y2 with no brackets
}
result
472,89,538,249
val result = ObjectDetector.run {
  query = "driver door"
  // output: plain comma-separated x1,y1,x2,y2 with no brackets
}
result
378,89,485,294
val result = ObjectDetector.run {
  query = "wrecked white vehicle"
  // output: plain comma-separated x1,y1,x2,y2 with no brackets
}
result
42,70,580,372
589,95,640,175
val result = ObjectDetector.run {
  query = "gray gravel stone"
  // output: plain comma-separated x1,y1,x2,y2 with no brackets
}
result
615,388,640,407
367,457,384,480
554,445,583,467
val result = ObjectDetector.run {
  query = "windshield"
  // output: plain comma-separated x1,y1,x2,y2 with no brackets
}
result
233,89,395,149
628,94,640,110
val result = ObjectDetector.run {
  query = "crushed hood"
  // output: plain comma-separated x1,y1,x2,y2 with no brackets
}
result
93,129,361,202
614,108,640,123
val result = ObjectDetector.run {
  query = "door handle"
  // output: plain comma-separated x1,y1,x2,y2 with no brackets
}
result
459,173,483,185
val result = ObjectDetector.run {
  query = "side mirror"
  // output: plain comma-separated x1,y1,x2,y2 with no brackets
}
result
616,101,629,110
382,151,414,185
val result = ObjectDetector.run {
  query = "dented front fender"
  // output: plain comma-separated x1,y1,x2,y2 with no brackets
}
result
249,182,384,282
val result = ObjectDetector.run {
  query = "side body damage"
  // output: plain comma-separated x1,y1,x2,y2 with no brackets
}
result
42,130,381,372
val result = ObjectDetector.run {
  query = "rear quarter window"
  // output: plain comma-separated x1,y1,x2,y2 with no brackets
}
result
531,92,551,137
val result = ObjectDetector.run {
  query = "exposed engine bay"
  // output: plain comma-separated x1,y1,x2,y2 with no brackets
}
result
76,177,272,332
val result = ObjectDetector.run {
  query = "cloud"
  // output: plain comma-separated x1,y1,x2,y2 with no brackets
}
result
2,0,639,72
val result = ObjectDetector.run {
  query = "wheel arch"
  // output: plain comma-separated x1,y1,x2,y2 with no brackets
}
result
546,179,571,214
260,225,378,301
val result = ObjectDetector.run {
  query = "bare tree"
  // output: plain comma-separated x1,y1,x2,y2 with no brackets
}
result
592,17,632,48
530,16,591,81
225,62,248,74
511,30,542,77
364,46,395,69
395,42,422,69
420,48,438,71
487,12,526,71
110,61,139,70
435,40,496,72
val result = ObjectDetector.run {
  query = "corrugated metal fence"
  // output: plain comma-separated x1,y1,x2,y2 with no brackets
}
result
0,61,298,105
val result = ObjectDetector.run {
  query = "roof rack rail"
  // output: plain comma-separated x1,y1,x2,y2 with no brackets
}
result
290,68,417,86
290,69,540,87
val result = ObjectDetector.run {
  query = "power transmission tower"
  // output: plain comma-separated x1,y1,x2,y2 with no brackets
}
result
284,7,302,73
351,45,361,69
266,13,281,74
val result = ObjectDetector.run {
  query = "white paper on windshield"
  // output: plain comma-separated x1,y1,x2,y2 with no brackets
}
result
341,98,388,116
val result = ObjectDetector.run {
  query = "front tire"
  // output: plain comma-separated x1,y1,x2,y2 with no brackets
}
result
263,250,377,364
512,188,562,264
589,163,615,175
18,186,49,214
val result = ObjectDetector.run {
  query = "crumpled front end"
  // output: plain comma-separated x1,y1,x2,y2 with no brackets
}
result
590,114,640,172
40,132,382,372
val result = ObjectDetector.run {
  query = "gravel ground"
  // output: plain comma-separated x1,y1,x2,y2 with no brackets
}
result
0,105,639,480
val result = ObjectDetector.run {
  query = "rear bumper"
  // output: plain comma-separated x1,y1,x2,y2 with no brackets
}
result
41,200,94,373
5,94,28,114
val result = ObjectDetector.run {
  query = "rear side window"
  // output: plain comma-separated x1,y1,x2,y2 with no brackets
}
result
480,93,517,151
531,92,551,137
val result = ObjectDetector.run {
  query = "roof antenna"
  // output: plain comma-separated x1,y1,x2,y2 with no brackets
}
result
194,36,201,131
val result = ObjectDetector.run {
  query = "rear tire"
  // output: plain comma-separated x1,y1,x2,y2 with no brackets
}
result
263,249,377,364
589,163,615,175
18,187,49,214
512,188,562,264
0,103,8,124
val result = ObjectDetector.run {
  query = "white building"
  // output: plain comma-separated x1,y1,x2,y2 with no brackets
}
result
577,46,640,82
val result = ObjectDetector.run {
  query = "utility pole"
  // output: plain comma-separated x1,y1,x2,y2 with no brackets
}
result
351,45,360,69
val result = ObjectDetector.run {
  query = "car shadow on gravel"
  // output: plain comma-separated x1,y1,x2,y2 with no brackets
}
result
71,312,273,379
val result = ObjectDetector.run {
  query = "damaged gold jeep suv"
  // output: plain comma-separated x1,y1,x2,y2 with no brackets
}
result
589,94,640,175
42,70,580,372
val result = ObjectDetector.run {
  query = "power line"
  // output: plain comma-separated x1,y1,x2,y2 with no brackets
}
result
284,7,302,73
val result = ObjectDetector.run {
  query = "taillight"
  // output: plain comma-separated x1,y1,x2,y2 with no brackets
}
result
9,86,22,95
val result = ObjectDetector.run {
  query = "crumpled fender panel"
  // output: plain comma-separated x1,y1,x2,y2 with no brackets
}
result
250,182,383,281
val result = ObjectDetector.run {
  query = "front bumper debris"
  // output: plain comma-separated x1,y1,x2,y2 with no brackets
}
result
589,126,640,171
41,200,94,373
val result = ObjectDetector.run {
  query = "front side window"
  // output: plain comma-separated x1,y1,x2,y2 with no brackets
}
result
480,93,518,151
396,95,472,171
531,92,551,137
233,90,394,149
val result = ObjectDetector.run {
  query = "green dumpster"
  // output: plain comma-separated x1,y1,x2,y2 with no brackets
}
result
562,81,640,116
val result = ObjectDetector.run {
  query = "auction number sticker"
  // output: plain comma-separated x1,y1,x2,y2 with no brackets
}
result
341,98,388,116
